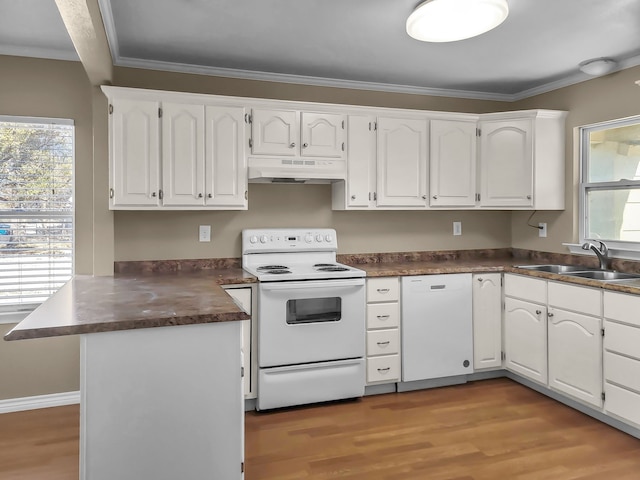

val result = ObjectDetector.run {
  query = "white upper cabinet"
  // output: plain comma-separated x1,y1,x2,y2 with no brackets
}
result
376,117,428,208
205,106,247,208
478,110,566,210
250,109,298,156
109,98,161,207
250,109,344,158
161,102,205,206
430,120,477,207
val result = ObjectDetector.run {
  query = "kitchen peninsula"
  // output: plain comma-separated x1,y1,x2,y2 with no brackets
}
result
5,270,254,480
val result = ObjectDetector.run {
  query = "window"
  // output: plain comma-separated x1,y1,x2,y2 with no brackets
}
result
0,117,74,316
580,116,640,251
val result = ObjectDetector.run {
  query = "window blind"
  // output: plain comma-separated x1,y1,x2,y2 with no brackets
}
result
0,118,74,311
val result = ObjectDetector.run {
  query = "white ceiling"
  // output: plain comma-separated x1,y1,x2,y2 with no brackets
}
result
2,0,640,101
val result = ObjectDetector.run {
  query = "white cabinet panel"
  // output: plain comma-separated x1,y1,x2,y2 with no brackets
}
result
548,281,601,317
472,273,502,370
225,287,253,398
205,106,247,208
504,297,547,385
605,383,640,427
479,118,533,207
301,112,344,158
604,320,640,360
430,120,477,207
376,117,428,207
251,108,297,156
367,303,400,329
548,307,602,407
161,103,205,206
367,354,400,383
367,276,400,302
605,352,640,394
367,329,400,356
604,291,640,327
504,274,546,304
110,98,161,207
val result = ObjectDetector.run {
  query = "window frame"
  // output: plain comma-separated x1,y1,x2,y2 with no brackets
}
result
0,115,75,322
579,114,640,254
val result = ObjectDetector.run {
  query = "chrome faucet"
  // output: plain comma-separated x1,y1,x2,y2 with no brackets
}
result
581,241,611,270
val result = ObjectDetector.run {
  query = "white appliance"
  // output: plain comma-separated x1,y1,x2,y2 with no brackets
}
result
242,228,366,410
401,274,473,381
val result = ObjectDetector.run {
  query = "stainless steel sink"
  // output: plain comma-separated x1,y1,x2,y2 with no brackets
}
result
516,264,600,274
563,270,640,281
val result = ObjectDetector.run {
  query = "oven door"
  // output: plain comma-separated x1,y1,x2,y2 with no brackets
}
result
258,278,365,367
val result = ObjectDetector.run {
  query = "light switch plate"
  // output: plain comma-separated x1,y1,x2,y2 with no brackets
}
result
539,222,547,238
453,221,462,236
199,225,211,242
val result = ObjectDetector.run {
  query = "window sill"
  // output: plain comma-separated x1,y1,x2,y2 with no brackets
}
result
0,306,37,325
564,243,640,262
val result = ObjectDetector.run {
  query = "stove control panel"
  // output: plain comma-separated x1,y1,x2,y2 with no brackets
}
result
242,228,338,253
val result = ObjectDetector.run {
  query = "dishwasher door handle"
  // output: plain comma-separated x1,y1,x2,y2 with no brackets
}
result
430,285,446,290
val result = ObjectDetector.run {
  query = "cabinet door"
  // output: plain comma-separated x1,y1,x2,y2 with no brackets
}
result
548,307,602,407
301,112,344,158
204,106,247,208
472,273,502,370
376,117,428,207
161,102,205,206
430,120,477,207
479,119,533,207
110,98,161,207
251,109,297,156
345,115,375,208
504,297,547,384
225,287,254,399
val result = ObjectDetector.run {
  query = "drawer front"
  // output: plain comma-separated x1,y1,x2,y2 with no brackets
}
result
367,354,400,384
605,351,640,393
604,291,640,327
548,281,601,316
604,320,640,360
367,302,400,329
367,277,399,303
605,382,640,427
367,329,399,356
504,274,546,304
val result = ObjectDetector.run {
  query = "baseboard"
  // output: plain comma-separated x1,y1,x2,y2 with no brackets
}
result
0,391,80,414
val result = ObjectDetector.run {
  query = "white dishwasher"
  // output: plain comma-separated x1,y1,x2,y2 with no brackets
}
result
401,274,473,382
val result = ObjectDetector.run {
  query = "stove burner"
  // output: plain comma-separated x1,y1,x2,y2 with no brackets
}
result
263,269,292,274
257,265,289,271
313,263,337,267
317,267,350,272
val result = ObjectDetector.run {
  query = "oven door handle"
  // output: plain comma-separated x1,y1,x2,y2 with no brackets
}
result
260,279,365,291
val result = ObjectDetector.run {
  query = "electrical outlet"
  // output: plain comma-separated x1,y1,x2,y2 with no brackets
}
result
538,222,547,238
453,221,462,236
199,225,211,242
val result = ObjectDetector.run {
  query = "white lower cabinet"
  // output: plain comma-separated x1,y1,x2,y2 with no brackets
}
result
504,296,548,385
223,285,256,399
366,277,401,384
603,291,640,428
472,273,502,370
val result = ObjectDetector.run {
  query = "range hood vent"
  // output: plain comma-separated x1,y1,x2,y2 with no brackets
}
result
247,157,346,184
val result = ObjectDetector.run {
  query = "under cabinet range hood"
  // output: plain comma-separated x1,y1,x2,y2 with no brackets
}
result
247,157,346,184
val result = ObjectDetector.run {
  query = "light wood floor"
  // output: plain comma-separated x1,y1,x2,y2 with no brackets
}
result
2,379,640,479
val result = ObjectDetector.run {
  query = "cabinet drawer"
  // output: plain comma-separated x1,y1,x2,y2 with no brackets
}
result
548,282,601,316
367,329,399,356
367,277,399,302
367,303,400,329
604,320,640,360
605,352,640,393
604,291,640,327
367,354,400,384
605,382,640,427
504,274,546,304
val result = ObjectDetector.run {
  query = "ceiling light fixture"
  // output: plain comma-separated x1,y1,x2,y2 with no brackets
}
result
578,58,618,76
406,0,509,43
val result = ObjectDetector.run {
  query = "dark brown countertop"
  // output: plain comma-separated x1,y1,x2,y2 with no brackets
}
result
4,269,255,341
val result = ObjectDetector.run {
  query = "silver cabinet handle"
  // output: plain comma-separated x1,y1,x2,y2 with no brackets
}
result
377,288,390,293
376,315,390,320
376,341,390,346
289,142,296,148
351,195,356,200
433,195,438,199
208,193,212,198
377,367,390,373
198,193,203,198
527,195,532,199
548,312,554,318
536,309,542,315
151,192,157,197
302,142,309,148
477,277,483,282
109,188,114,199
422,195,427,199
